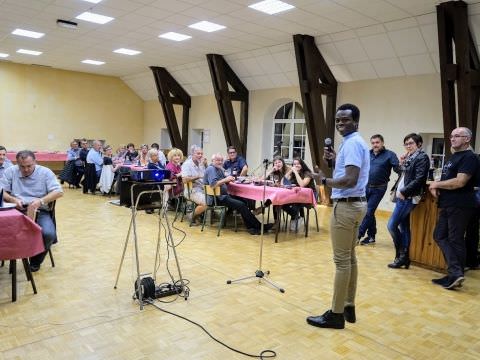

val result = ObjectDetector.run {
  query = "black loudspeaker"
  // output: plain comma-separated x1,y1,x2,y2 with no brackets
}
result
119,176,162,208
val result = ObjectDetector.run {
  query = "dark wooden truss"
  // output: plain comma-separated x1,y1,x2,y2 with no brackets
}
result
150,66,191,154
206,54,249,156
437,0,479,151
293,34,337,172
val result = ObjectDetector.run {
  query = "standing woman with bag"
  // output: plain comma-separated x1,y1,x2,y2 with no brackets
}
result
387,133,430,269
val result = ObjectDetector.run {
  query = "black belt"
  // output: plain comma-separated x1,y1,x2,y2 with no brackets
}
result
368,184,387,188
334,197,366,202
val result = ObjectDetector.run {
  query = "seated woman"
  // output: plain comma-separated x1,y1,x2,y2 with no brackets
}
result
255,156,290,215
147,148,165,170
283,157,316,231
124,143,138,164
99,145,121,194
137,144,149,167
166,148,184,197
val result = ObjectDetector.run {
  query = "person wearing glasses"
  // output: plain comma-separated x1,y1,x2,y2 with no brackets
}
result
223,146,248,177
429,127,479,289
387,133,429,270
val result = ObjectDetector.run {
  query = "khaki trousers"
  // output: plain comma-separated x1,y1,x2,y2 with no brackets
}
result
330,200,367,313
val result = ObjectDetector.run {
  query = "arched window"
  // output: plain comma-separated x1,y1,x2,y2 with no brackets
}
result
272,101,306,162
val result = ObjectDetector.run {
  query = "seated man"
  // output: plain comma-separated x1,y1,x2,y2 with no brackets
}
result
0,145,13,178
204,153,272,235
224,146,248,177
86,140,103,180
181,145,207,223
0,150,63,272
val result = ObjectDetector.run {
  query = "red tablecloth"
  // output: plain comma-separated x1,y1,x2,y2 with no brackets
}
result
7,152,67,162
228,183,316,206
0,209,44,260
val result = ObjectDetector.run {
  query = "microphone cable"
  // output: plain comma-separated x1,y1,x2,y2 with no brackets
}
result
144,299,277,359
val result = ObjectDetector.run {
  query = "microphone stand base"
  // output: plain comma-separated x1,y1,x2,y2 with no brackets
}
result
227,270,285,293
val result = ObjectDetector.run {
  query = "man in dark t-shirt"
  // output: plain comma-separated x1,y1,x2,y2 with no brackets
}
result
429,127,479,289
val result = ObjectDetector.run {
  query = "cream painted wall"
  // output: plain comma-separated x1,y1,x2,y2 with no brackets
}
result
0,62,143,151
145,74,443,210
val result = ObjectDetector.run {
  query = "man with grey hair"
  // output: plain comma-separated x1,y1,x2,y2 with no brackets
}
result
0,145,13,178
181,145,207,223
0,150,63,272
86,140,103,180
204,153,273,235
429,127,479,289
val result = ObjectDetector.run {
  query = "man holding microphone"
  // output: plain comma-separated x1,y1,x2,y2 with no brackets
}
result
307,103,369,329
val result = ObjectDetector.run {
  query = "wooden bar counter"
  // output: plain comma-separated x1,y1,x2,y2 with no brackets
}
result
410,190,446,272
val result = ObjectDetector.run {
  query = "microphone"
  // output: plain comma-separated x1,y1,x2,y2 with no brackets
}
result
325,138,333,168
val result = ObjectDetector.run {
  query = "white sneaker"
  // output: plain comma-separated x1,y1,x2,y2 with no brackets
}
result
290,218,298,231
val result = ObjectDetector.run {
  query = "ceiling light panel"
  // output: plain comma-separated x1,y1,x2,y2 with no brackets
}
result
82,59,105,65
82,0,102,3
0,53,9,58
76,12,114,25
17,49,42,56
188,21,226,32
12,29,45,39
248,0,295,15
159,32,192,41
113,48,141,55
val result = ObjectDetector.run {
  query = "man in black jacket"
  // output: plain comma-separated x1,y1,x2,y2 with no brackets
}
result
429,127,479,289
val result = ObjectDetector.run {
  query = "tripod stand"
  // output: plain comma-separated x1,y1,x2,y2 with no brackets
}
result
113,181,187,309
226,159,285,293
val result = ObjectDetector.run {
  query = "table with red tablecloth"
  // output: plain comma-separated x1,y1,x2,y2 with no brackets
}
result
7,152,67,162
227,183,317,241
0,209,44,260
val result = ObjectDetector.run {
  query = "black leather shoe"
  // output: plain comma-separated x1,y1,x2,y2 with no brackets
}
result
30,264,40,272
263,223,274,232
248,228,261,235
306,310,345,329
344,305,356,323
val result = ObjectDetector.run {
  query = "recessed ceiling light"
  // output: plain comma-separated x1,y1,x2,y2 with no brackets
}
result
188,21,225,33
82,59,105,65
76,11,114,25
113,48,141,56
0,53,9,58
82,0,102,3
249,0,295,15
17,49,42,56
12,28,45,39
159,32,191,42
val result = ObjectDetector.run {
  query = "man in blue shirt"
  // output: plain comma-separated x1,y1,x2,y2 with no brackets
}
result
358,134,400,245
1,150,63,272
86,140,103,180
306,103,369,330
204,153,272,235
223,146,248,177
0,145,13,179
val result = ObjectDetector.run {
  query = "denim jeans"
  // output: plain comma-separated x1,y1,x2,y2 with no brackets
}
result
387,198,416,249
358,185,387,239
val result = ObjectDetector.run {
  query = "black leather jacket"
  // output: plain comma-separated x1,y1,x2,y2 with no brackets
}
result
400,151,430,198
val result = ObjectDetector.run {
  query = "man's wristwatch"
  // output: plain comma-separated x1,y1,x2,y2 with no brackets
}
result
321,178,327,186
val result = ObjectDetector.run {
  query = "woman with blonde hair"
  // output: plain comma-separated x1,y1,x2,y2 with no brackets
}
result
166,148,184,196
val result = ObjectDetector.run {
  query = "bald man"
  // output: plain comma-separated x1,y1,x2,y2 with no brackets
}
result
429,127,479,289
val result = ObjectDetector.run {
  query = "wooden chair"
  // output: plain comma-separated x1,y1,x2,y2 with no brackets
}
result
201,185,237,236
33,200,57,267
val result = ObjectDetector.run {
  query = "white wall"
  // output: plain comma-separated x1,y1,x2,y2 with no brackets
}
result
144,73,444,210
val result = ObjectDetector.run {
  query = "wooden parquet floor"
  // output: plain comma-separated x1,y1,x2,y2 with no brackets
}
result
1,188,479,360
